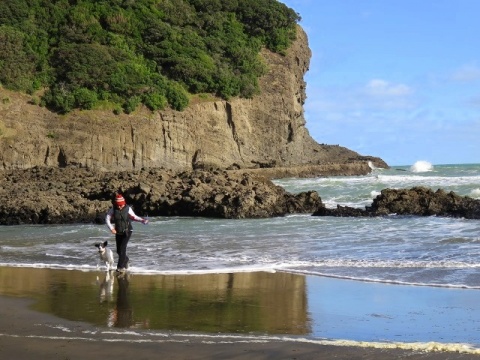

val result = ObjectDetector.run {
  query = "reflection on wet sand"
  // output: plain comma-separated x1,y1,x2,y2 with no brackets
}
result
0,267,310,335
96,270,114,303
113,275,133,328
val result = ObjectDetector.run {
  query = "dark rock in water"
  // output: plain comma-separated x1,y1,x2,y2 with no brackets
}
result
369,186,480,218
5,167,477,225
313,186,480,219
313,205,371,217
0,167,323,225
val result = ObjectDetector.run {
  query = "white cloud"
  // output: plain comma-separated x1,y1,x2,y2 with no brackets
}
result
451,64,480,82
364,79,413,97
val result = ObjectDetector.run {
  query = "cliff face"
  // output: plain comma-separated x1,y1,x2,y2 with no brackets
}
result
0,27,387,172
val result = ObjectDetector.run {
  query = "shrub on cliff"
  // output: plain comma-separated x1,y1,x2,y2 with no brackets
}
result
0,0,300,114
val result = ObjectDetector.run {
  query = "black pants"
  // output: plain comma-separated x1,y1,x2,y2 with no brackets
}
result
115,230,131,269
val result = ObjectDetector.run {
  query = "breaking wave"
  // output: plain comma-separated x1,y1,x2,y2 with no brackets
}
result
410,160,433,173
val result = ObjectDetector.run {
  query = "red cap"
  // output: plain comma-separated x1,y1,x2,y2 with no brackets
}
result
115,194,126,206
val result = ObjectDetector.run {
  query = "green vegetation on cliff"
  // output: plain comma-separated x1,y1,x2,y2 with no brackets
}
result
0,0,300,113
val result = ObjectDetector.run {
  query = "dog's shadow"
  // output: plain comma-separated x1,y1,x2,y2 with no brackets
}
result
96,271,115,303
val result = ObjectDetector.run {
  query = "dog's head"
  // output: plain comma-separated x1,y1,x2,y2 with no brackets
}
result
94,241,108,254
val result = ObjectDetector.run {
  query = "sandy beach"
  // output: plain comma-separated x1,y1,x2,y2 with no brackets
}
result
0,267,479,359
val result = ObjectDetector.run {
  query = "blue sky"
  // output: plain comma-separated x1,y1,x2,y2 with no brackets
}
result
279,0,480,166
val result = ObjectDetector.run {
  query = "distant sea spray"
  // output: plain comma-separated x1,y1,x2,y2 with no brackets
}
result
410,160,434,173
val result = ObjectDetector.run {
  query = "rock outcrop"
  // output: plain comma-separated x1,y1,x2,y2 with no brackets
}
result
313,187,480,219
0,167,323,225
0,27,387,173
3,169,478,226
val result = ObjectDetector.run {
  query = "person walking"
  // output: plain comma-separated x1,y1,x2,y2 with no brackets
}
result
105,193,148,273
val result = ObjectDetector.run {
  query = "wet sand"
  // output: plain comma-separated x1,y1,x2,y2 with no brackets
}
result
0,267,479,359
2,296,478,360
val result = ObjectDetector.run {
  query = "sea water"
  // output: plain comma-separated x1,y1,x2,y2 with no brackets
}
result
1,161,480,352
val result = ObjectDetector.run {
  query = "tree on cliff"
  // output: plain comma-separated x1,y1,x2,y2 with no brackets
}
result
0,0,300,114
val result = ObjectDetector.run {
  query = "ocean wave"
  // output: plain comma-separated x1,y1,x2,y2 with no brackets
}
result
0,262,279,275
274,172,480,207
46,253,83,260
439,237,480,244
275,258,480,269
470,188,480,199
3,254,480,271
410,160,434,173
0,263,101,271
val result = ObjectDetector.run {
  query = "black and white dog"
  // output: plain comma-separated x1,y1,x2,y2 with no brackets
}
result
94,241,114,270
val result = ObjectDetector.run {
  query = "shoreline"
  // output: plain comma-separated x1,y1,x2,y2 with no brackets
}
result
0,267,479,359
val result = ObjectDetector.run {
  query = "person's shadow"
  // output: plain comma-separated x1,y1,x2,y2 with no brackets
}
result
114,275,133,328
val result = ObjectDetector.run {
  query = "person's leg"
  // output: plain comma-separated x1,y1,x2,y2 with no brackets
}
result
123,231,131,268
115,234,122,270
116,232,131,270
115,233,126,270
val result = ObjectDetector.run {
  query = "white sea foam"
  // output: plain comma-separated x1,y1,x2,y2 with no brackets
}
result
410,160,433,173
46,253,82,260
292,338,480,354
470,188,480,199
44,325,72,333
0,262,99,272
102,330,144,336
309,258,479,269
3,254,480,279
2,332,477,354
167,333,480,353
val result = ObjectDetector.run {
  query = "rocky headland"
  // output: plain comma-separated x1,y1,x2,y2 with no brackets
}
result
0,27,386,173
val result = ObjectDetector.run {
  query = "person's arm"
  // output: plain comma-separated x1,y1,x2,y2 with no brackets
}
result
128,207,149,224
105,208,116,233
